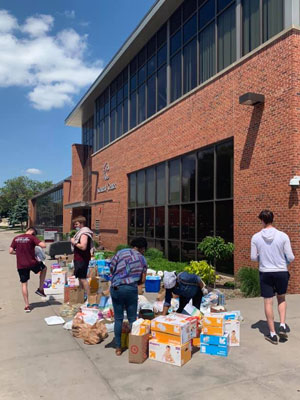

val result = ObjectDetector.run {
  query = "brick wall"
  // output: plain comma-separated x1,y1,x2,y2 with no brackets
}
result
68,29,300,293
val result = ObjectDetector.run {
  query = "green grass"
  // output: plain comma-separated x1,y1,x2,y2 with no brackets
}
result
237,267,260,297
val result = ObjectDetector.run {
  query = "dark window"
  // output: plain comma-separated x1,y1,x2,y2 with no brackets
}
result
117,103,122,138
168,241,180,261
218,4,236,71
124,82,128,99
110,109,116,141
123,98,128,133
130,92,137,129
171,30,182,55
169,159,180,203
198,147,214,200
138,65,146,85
182,154,196,202
129,174,136,207
129,209,135,235
138,84,146,124
130,57,137,75
197,202,214,241
183,38,197,94
199,22,216,83
157,66,167,111
157,44,167,67
110,94,116,110
155,206,165,238
145,207,154,237
199,0,215,29
263,0,283,42
181,242,196,262
156,163,166,205
136,208,144,236
170,6,182,35
169,205,180,239
183,0,197,22
138,46,147,67
146,167,155,206
216,141,233,199
137,170,145,207
216,200,233,242
182,204,195,241
130,74,137,92
157,24,167,48
242,0,260,55
117,87,123,104
147,55,156,76
99,122,104,150
147,74,156,118
147,35,156,58
183,14,197,44
171,53,182,102
104,116,109,145
218,0,233,12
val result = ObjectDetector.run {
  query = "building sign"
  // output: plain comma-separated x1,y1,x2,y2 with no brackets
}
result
44,229,57,242
97,162,117,194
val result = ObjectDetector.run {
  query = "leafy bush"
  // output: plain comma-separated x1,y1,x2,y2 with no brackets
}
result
115,244,129,252
145,247,164,259
185,260,219,285
146,257,187,273
198,236,234,265
69,229,76,238
93,240,100,249
237,267,260,297
103,250,115,259
224,281,235,289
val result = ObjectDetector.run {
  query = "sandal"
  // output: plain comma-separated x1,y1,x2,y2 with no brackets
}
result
115,348,122,356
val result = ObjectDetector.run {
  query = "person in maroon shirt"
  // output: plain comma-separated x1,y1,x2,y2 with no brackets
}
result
70,216,93,297
9,227,47,312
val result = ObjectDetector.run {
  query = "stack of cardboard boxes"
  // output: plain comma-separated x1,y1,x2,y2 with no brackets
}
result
200,311,240,357
148,314,198,367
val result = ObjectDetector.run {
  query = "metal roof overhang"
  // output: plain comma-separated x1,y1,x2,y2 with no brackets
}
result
65,0,183,128
64,201,90,209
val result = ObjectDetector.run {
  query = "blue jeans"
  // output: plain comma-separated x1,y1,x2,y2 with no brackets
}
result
110,284,138,348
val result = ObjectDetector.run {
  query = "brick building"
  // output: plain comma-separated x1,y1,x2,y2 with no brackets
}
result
29,0,300,292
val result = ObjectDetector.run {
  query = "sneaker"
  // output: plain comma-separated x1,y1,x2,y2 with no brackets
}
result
278,326,288,340
265,334,278,345
24,306,31,313
35,288,47,298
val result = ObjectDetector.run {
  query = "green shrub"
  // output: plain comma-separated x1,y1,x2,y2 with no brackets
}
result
185,260,219,285
69,229,76,238
103,250,115,259
93,240,100,249
237,267,260,297
145,247,164,259
146,257,187,273
115,244,129,252
198,236,234,265
224,281,235,289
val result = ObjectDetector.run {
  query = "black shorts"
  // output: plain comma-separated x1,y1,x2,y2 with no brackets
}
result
74,260,89,279
18,262,47,283
259,271,290,298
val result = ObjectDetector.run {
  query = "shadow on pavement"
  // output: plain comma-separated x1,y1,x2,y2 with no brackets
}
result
251,320,290,342
30,300,61,309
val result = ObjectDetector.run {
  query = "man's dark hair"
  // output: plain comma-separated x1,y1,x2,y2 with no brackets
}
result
258,210,274,225
26,226,37,235
130,237,148,251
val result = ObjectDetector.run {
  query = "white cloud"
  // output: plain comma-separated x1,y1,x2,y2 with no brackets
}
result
64,10,76,19
21,14,54,37
26,168,42,175
0,10,18,32
0,10,102,110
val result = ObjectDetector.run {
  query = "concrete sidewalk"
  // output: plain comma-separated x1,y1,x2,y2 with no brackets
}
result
1,230,300,400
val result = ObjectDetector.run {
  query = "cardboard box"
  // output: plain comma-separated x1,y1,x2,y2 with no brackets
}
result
128,333,150,364
201,325,225,336
88,293,101,305
151,331,187,346
68,287,85,304
149,339,191,367
44,287,64,300
192,337,200,347
200,343,229,357
51,271,66,288
202,314,225,328
225,319,240,347
151,314,192,344
200,333,229,347
131,319,151,336
175,314,199,339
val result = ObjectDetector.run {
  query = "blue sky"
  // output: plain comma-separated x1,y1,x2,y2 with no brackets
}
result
0,0,156,187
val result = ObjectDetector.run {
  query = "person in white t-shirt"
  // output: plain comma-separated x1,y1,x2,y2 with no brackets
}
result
251,210,294,344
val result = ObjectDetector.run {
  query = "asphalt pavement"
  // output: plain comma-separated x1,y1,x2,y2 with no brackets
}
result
1,230,300,400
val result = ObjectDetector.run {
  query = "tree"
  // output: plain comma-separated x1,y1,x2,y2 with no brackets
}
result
0,176,53,217
13,196,28,231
